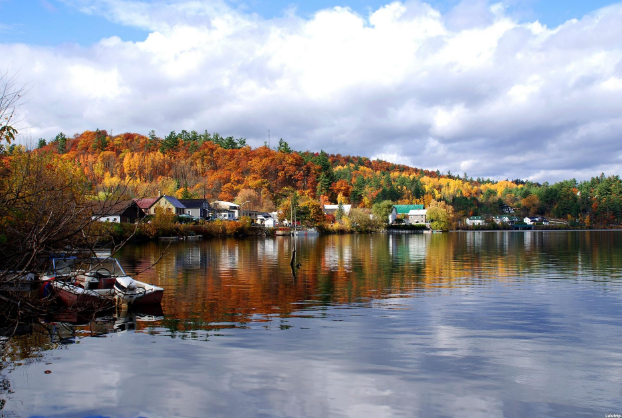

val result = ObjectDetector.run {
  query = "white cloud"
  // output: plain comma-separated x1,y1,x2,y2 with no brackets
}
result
5,0,622,181
68,65,128,99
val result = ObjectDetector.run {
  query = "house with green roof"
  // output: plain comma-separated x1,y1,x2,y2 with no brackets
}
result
389,204,425,225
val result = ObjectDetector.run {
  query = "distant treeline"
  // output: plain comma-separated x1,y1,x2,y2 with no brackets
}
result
7,128,619,228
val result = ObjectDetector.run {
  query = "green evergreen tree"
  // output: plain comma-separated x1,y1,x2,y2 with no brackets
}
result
350,175,366,206
160,131,180,153
277,138,293,153
335,201,345,221
55,132,67,154
411,179,424,199
314,150,335,197
92,128,108,151
180,186,193,199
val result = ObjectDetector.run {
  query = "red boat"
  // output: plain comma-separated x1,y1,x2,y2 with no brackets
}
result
42,257,164,308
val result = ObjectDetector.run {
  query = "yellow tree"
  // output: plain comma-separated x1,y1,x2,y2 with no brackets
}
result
521,194,540,216
427,200,456,231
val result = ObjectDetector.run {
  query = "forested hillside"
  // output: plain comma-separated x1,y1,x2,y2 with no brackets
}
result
13,129,622,227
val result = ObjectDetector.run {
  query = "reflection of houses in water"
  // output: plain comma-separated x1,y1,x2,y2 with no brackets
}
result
522,230,546,252
465,232,484,251
218,243,240,271
175,245,206,269
408,236,428,263
257,239,278,262
501,231,512,250
524,231,534,251
464,231,517,253
389,235,429,263
323,240,352,271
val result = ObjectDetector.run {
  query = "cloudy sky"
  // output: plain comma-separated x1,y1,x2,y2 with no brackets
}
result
2,0,622,182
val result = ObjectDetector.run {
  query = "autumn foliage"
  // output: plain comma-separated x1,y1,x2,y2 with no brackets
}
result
16,128,622,228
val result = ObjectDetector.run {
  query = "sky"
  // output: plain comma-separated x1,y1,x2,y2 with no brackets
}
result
2,0,622,182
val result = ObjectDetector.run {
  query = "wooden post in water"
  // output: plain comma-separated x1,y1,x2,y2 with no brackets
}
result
292,194,297,267
290,194,298,269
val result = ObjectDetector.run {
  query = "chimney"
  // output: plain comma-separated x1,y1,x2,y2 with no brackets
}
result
158,190,161,197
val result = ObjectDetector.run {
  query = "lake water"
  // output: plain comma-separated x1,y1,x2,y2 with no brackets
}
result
2,231,622,417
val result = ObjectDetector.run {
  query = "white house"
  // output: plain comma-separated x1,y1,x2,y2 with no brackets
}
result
257,212,277,227
492,215,521,224
524,217,540,225
389,205,425,225
217,210,236,220
211,201,241,219
466,216,486,226
407,209,427,225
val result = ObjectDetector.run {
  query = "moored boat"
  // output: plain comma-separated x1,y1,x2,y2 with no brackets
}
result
295,228,319,236
42,257,164,308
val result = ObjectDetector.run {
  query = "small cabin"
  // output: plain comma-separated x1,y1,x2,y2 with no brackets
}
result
92,200,144,223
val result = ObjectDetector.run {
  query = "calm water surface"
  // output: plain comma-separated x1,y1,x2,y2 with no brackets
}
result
2,231,622,417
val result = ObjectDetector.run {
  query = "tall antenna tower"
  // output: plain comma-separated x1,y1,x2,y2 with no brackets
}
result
268,130,271,149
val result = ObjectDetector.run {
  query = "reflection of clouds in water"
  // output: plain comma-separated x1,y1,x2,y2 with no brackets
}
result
418,285,622,414
6,328,487,417
8,282,622,417
17,233,622,417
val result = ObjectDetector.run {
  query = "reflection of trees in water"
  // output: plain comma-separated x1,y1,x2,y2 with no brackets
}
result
3,232,622,407
112,232,622,336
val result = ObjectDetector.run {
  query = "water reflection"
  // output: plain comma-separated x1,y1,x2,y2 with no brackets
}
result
108,232,622,334
2,231,622,417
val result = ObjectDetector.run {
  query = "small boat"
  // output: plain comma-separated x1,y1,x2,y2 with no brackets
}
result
275,227,292,236
41,257,164,308
1,272,41,293
293,228,319,236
